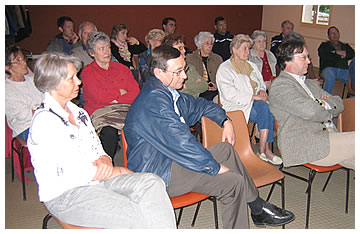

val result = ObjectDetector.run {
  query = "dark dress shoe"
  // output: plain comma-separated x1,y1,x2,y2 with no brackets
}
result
251,201,295,227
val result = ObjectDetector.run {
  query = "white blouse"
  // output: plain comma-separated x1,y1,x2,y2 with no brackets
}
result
28,93,107,202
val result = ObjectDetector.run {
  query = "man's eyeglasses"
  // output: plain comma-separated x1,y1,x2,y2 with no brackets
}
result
163,65,189,77
293,54,311,61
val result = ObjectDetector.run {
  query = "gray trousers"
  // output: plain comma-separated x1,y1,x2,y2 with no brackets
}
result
45,173,176,228
168,142,258,229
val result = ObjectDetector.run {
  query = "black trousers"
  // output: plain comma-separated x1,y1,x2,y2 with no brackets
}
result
99,126,119,161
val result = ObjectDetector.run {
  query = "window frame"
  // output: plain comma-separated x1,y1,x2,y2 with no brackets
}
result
301,5,332,27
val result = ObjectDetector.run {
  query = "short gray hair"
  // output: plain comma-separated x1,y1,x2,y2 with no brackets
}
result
78,21,97,38
86,31,110,55
251,30,267,41
230,34,253,54
34,52,82,92
194,32,214,49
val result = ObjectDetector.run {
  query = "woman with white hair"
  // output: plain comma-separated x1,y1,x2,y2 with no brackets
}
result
216,34,281,165
248,30,277,89
186,31,223,101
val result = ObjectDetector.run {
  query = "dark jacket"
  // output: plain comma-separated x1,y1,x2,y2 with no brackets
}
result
47,33,81,55
270,33,284,57
212,31,234,61
111,41,147,68
124,76,227,188
318,41,355,72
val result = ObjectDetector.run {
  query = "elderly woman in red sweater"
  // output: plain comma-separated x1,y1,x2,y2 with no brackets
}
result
82,31,140,162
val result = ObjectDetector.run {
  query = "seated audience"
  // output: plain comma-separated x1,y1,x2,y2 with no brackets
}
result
162,33,208,98
270,20,294,57
28,52,176,228
249,30,277,89
283,32,321,84
186,32,223,101
47,16,81,55
139,29,165,87
318,26,355,94
162,17,177,35
124,45,295,229
72,21,97,68
5,45,43,141
110,24,146,85
269,37,354,170
82,32,140,161
110,24,146,69
212,16,234,61
216,34,281,165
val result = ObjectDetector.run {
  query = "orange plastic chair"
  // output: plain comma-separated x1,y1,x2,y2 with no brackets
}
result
201,111,285,209
120,129,218,228
277,97,354,228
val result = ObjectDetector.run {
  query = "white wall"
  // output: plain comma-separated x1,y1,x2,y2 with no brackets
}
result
261,5,355,68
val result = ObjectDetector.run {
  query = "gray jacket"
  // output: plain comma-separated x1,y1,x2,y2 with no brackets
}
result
268,71,343,167
249,48,277,77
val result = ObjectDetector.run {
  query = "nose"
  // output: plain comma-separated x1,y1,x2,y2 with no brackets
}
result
180,69,187,79
75,76,82,86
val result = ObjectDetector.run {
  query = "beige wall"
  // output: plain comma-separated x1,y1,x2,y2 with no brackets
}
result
261,5,355,68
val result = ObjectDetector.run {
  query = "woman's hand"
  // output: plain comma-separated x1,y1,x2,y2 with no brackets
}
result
120,89,128,96
126,37,139,45
92,155,113,181
252,90,267,101
119,167,134,175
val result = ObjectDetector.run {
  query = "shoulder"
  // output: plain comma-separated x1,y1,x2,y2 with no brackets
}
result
271,34,282,41
209,52,223,62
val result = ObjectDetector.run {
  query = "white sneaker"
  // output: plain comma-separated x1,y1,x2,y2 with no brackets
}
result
257,153,282,165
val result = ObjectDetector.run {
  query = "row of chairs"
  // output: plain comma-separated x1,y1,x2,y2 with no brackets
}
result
9,97,353,228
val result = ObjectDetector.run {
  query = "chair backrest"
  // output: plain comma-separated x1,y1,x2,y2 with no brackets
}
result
120,129,128,168
337,97,355,132
201,110,255,168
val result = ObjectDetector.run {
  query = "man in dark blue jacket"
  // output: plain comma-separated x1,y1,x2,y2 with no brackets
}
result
124,45,294,228
212,16,234,61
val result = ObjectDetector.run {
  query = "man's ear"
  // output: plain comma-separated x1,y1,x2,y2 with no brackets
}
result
58,27,64,33
214,25,218,31
154,67,162,78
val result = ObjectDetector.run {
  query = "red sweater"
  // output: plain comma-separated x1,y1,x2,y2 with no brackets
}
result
82,61,140,115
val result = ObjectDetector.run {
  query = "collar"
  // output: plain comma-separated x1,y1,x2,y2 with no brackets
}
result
42,92,79,122
166,86,180,102
230,56,251,74
284,71,306,83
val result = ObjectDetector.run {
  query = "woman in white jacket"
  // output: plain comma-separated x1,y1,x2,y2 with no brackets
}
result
216,34,281,165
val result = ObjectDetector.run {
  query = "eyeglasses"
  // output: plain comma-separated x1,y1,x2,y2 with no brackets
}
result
10,57,27,65
293,54,311,61
163,65,189,77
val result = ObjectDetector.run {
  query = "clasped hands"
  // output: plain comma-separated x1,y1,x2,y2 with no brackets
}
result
92,155,133,181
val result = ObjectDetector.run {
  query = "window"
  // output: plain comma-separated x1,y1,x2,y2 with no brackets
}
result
302,5,331,26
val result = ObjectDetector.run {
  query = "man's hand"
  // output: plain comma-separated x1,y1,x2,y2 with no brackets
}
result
119,167,134,175
218,164,230,175
222,119,236,146
71,32,79,44
92,155,113,181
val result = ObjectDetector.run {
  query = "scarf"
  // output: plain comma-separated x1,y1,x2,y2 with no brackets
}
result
112,39,131,62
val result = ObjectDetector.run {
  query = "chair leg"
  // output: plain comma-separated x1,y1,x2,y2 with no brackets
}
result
176,208,184,227
19,146,27,200
281,178,285,229
305,170,316,229
341,83,346,99
11,138,16,182
266,183,276,201
345,169,350,214
211,197,219,229
322,171,334,192
191,201,202,227
42,213,52,229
